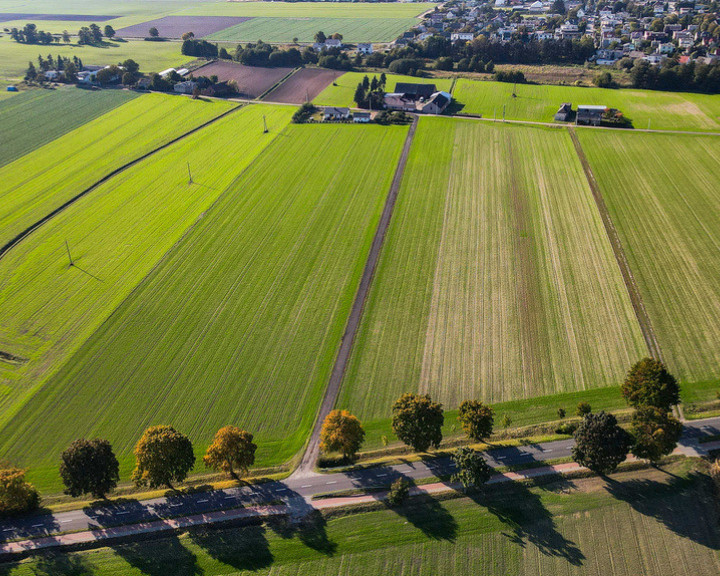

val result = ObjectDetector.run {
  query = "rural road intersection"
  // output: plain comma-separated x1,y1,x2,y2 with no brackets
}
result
2,416,719,546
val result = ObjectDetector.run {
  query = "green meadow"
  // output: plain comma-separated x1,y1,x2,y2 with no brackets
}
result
0,123,406,492
453,78,720,132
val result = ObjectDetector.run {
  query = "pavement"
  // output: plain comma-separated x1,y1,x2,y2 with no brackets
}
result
1,415,719,554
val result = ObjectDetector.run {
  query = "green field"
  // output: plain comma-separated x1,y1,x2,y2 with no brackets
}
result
0,93,233,248
180,2,434,18
316,71,453,107
453,78,720,132
0,87,136,167
339,118,646,426
3,463,719,575
0,123,407,491
0,35,185,87
207,16,421,43
0,104,294,491
578,129,720,384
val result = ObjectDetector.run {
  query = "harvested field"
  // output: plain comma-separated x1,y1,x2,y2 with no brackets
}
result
578,129,720,384
0,87,136,168
194,60,293,98
0,12,114,21
115,15,252,39
263,67,343,104
0,123,408,491
0,94,233,249
340,118,646,422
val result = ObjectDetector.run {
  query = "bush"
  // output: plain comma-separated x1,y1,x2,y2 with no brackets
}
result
593,71,616,88
388,58,424,75
554,422,578,435
182,39,218,58
374,110,413,125
0,467,40,516
385,478,411,507
435,56,454,71
575,402,592,417
494,70,526,83
557,407,566,419
292,102,317,124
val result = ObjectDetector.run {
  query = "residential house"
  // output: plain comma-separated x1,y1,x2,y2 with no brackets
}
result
323,107,350,121
353,111,371,123
357,43,373,54
421,91,452,114
451,32,474,42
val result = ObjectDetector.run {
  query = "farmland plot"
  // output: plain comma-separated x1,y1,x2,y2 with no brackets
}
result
193,60,293,99
0,105,294,488
578,130,720,384
263,67,344,104
0,93,234,247
0,87,136,167
0,123,407,485
453,78,720,132
340,118,646,421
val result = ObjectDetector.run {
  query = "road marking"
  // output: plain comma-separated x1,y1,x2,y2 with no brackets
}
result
275,487,287,492
224,495,235,500
170,503,183,507
116,511,130,515
32,524,44,528
60,520,73,524
376,473,388,477
301,484,312,488
197,499,209,504
3,528,13,532
544,449,553,452
326,481,337,485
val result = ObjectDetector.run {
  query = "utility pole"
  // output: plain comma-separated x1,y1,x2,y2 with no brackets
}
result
263,114,268,134
64,240,74,267
187,162,193,185
503,104,506,122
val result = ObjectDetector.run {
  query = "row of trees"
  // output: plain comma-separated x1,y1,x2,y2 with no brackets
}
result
0,424,256,517
11,22,116,46
353,74,387,109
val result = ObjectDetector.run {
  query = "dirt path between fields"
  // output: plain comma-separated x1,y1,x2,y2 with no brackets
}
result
292,117,419,478
567,127,663,361
0,104,243,262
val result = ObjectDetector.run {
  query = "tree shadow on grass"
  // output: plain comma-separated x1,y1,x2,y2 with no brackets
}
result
103,535,201,576
603,471,720,549
467,481,584,566
188,521,273,571
20,550,90,576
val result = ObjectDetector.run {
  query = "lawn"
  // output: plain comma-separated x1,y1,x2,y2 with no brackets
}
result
315,71,453,107
0,123,407,493
577,129,720,385
453,78,720,132
0,93,233,248
0,87,136,167
0,35,185,87
206,16,421,44
4,462,719,575
339,117,646,425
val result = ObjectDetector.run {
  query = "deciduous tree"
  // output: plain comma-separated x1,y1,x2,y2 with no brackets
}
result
385,478,410,507
203,426,256,479
452,447,493,488
60,438,120,499
457,400,494,441
572,411,631,474
149,26,160,38
391,393,444,452
131,425,195,489
319,410,365,459
621,358,680,410
0,467,39,516
103,25,115,38
630,406,682,463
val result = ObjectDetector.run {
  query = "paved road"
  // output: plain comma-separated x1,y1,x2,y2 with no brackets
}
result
2,416,718,543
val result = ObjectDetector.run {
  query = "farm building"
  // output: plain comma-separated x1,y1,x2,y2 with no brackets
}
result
420,91,452,115
174,81,198,95
554,103,574,121
353,112,371,123
323,107,351,121
384,93,417,112
394,83,437,100
576,105,607,126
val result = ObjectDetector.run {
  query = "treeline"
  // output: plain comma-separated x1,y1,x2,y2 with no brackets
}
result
353,73,387,108
9,23,55,44
181,38,219,59
628,58,720,93
10,22,116,45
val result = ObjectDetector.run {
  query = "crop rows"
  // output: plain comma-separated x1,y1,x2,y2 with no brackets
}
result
453,78,720,132
0,105,294,489
0,93,234,247
180,2,435,18
0,87,136,167
578,129,720,383
0,123,408,487
340,118,646,422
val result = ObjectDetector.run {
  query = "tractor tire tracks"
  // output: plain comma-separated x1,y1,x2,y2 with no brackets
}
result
568,127,663,360
292,117,419,477
0,103,243,262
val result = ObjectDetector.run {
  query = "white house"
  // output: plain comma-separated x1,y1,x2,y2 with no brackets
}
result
451,32,474,42
357,43,373,54
323,107,350,121
353,111,371,123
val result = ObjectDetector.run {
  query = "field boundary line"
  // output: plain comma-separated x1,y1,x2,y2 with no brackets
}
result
0,103,243,262
567,127,663,361
258,66,301,101
292,117,419,478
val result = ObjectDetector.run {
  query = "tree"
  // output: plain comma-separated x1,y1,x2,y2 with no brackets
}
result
576,401,592,417
572,411,631,475
500,414,512,428
593,71,616,88
630,406,682,463
95,65,120,85
354,82,366,107
457,400,494,442
104,25,115,38
62,30,71,43
131,425,195,489
551,0,566,13
121,59,140,74
181,31,195,41
149,27,160,38
25,61,37,81
557,408,566,419
319,409,365,459
63,61,77,83
391,393,444,452
59,439,120,499
314,31,326,44
122,71,136,86
621,358,680,410
331,32,343,40
89,23,103,43
385,478,410,507
451,447,493,488
203,426,257,478
0,467,39,516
